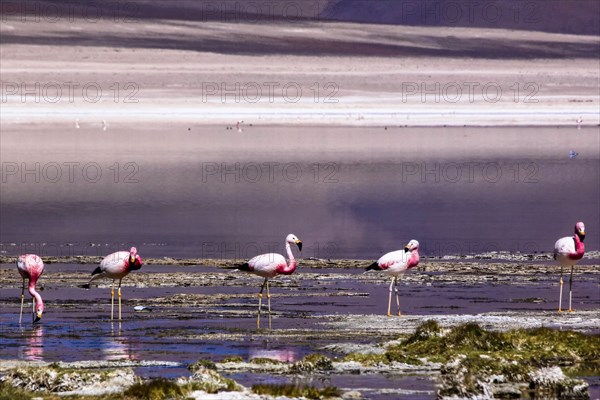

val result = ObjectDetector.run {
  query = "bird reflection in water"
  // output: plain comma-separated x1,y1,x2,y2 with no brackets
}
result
20,325,44,361
103,323,139,361
249,348,298,363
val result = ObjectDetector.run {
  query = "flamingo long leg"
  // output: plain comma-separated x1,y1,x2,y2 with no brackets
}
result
32,295,35,323
19,279,25,324
266,280,272,330
387,278,394,317
266,280,271,314
257,278,267,329
558,266,563,313
111,280,115,321
118,279,122,321
568,266,574,312
394,278,401,316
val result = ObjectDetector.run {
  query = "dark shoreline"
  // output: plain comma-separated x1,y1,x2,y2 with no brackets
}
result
1,251,600,267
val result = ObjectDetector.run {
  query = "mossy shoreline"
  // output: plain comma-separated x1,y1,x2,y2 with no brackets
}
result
2,322,598,399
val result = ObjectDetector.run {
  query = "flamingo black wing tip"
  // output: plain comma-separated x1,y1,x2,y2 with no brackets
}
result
236,262,252,271
366,261,381,271
224,262,251,271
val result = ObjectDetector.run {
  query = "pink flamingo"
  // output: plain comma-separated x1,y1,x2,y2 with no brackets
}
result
366,240,420,316
229,234,302,328
85,247,143,320
16,254,45,323
554,222,585,312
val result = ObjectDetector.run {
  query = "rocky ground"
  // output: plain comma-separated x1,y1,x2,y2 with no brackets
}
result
1,320,597,399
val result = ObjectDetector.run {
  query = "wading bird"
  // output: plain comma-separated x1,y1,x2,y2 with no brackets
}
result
84,247,143,320
16,254,45,323
229,234,302,328
366,240,420,316
554,222,585,312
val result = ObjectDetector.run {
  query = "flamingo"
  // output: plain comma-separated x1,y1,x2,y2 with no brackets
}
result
84,247,143,320
229,234,302,328
366,240,420,316
16,254,45,323
554,222,585,312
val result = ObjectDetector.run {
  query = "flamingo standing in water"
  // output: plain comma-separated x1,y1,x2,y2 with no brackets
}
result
366,240,420,316
229,234,302,328
554,222,585,312
84,247,143,320
16,254,45,323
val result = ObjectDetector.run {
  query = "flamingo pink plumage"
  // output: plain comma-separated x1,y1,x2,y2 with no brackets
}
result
553,222,585,312
16,254,45,323
85,247,143,320
366,240,420,316
229,234,302,328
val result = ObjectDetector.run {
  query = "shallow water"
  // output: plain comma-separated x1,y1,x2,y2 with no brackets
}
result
1,125,599,398
1,261,599,398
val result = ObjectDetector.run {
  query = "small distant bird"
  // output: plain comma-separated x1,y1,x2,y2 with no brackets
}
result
75,118,80,129
554,222,585,312
236,120,244,132
228,234,302,328
16,254,45,323
366,240,420,316
102,120,108,131
569,150,579,159
84,247,143,320
576,116,583,130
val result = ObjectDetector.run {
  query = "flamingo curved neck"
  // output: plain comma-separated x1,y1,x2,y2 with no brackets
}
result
280,242,297,275
408,250,420,269
572,235,585,258
28,280,43,309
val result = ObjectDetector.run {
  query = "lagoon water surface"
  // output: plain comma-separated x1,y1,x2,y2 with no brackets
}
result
1,125,598,260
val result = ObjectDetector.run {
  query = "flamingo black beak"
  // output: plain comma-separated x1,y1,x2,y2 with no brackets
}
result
34,311,42,322
404,246,410,253
296,240,302,251
579,231,585,242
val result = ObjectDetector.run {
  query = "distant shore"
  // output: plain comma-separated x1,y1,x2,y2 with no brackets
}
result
2,15,599,129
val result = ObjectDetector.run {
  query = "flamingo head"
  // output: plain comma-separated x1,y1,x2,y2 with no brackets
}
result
286,234,302,251
34,300,44,322
574,222,585,242
128,247,143,270
404,240,420,253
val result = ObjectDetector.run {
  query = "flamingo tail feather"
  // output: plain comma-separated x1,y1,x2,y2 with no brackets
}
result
227,263,251,271
366,262,381,271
